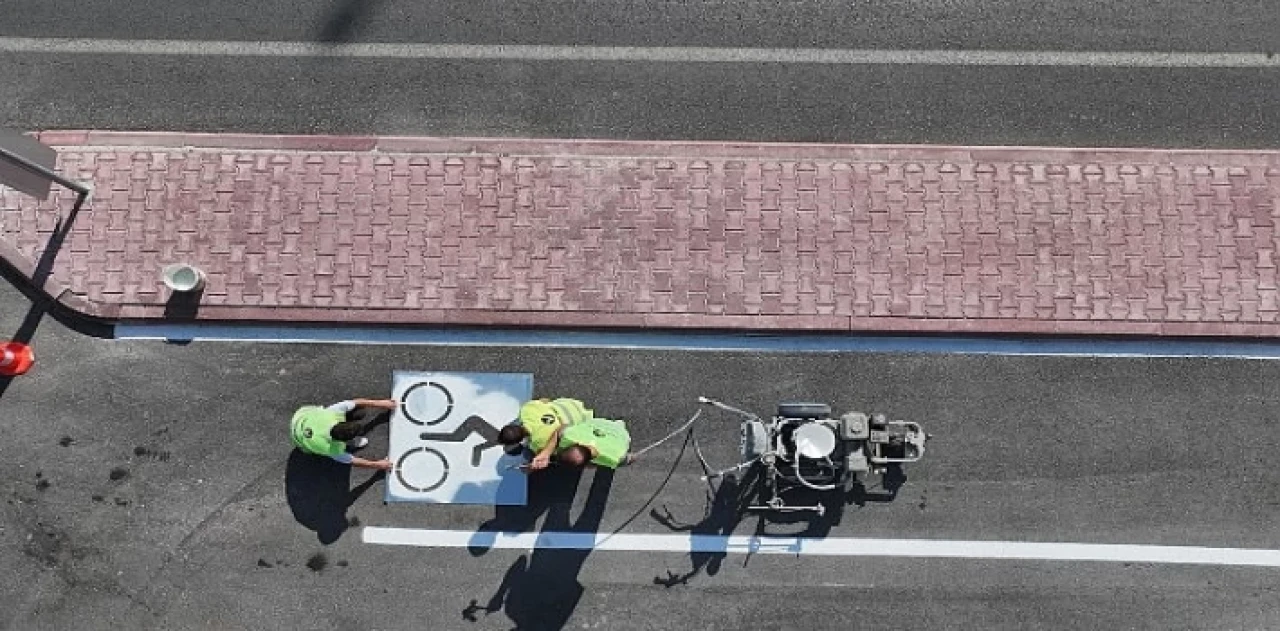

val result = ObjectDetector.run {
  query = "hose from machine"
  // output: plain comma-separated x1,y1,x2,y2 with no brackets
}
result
790,457,838,492
632,409,703,457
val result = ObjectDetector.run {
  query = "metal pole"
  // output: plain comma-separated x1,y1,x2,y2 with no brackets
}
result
69,187,88,216
0,145,90,196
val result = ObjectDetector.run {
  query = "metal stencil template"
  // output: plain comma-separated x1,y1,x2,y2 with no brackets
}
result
385,371,532,505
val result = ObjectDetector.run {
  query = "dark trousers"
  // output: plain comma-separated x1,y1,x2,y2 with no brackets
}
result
343,406,390,451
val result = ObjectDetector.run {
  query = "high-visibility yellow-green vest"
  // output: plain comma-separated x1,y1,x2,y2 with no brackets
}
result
519,398,592,452
559,418,630,469
290,406,346,457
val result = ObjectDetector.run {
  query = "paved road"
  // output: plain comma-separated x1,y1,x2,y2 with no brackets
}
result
3,281,1279,630
1,1,1279,147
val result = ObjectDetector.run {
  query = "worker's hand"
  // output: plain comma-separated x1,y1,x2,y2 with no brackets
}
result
377,399,399,410
529,454,551,470
375,459,394,472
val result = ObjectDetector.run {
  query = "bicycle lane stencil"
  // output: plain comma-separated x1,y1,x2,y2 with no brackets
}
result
386,371,532,505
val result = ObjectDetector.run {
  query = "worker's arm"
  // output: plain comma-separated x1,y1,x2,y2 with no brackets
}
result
351,456,393,471
529,427,563,470
353,398,398,410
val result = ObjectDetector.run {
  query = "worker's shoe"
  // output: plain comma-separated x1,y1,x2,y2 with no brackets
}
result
348,437,370,450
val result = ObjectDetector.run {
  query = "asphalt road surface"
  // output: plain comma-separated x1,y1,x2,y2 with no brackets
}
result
1,0,1279,147
3,280,1279,630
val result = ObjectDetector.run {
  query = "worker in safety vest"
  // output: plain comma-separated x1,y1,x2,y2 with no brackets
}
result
498,398,593,471
290,398,397,471
557,417,636,470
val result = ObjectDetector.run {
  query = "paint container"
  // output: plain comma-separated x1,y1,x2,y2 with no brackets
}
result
162,264,206,293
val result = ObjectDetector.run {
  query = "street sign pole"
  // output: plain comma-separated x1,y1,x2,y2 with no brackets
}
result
0,136,92,299
0,143,91,208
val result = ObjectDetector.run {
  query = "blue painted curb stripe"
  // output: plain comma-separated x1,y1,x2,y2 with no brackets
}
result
114,322,1280,359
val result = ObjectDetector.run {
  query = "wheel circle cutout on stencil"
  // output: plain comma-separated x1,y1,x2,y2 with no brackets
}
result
395,447,449,493
400,381,454,426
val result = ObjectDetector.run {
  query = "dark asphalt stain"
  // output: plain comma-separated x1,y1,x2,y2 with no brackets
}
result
91,494,104,503
24,523,67,566
347,515,360,528
35,478,50,492
133,445,171,462
58,435,74,447
114,498,130,506
108,467,129,481
337,560,349,567
257,558,274,568
306,553,328,572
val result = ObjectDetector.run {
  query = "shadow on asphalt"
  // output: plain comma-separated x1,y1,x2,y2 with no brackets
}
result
283,407,392,544
317,0,386,43
648,465,761,587
285,450,384,544
849,463,907,507
462,466,613,631
0,206,83,400
644,461,913,585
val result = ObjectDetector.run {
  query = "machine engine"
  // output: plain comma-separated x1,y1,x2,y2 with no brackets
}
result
706,397,929,515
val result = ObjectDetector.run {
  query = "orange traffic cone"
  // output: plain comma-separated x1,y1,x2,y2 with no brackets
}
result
0,341,34,376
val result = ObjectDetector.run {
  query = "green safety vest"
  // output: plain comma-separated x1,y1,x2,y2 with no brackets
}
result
520,398,593,452
290,406,347,457
559,417,631,469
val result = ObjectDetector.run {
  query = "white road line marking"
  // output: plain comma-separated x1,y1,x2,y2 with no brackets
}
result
116,323,1280,360
363,527,1280,568
1,37,1277,68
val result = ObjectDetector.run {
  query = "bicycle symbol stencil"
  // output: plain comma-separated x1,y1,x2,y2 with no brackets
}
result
386,371,532,506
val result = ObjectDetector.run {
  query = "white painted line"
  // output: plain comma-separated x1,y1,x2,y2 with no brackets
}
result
363,527,1280,568
1,37,1278,68
115,323,1280,360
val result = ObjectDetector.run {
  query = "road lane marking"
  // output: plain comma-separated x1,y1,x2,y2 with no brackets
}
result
363,527,1280,568
117,323,1280,359
1,37,1278,68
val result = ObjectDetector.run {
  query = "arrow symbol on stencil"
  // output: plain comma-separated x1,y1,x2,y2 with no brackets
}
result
420,415,503,467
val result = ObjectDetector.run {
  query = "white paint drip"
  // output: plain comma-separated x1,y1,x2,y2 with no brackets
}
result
363,527,1280,568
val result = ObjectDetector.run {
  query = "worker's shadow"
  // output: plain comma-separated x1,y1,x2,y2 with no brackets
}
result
649,466,761,587
848,463,907,507
284,450,384,544
284,408,391,543
462,467,614,630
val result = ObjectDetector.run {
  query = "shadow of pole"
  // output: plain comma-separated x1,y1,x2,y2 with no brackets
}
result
0,189,88,399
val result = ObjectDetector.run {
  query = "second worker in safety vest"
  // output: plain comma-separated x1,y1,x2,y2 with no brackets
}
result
498,398,635,471
290,398,397,471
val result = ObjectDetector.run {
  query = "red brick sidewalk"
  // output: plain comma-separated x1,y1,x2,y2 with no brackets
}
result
2,131,1279,336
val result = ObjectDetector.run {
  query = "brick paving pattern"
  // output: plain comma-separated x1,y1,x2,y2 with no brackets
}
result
2,131,1279,336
